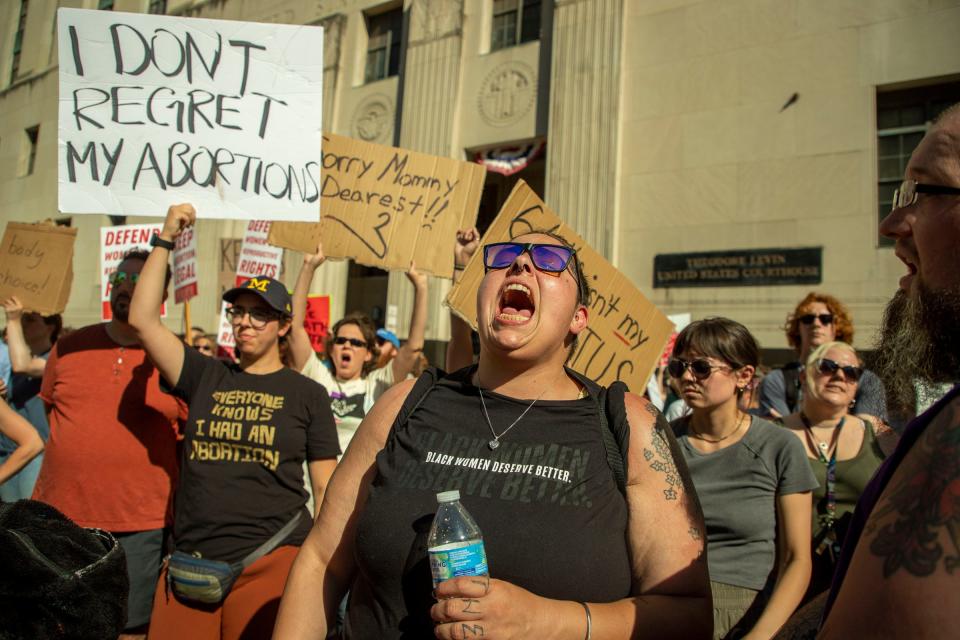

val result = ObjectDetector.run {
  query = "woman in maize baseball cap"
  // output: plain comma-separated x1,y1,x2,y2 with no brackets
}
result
128,204,339,639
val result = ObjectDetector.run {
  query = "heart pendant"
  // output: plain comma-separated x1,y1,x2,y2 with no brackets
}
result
488,439,500,450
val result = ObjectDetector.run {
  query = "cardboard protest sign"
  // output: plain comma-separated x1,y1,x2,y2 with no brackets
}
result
305,295,330,353
267,133,485,277
57,8,323,221
446,181,674,391
236,220,283,286
99,223,165,320
173,226,198,303
0,222,77,315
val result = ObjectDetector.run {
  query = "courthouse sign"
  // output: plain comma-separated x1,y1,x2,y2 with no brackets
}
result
654,248,822,288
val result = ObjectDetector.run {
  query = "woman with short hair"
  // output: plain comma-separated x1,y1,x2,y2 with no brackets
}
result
777,341,889,601
275,231,712,639
670,317,817,639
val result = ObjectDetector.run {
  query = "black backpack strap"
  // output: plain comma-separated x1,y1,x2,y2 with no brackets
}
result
394,367,445,430
565,369,629,497
782,363,803,413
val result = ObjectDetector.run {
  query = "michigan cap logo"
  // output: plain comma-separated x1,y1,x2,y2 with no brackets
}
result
247,278,270,292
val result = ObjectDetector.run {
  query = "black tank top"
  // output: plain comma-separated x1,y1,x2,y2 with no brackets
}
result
347,367,632,639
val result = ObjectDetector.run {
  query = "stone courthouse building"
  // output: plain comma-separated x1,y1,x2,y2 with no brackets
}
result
1,0,959,363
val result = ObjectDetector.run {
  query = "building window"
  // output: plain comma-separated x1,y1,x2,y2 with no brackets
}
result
877,81,960,246
22,125,39,176
491,0,540,52
10,0,28,84
148,0,167,14
365,7,402,83
98,0,115,10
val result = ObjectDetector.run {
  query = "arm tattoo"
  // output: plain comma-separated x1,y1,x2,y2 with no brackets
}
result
866,401,960,577
642,410,683,501
461,623,484,636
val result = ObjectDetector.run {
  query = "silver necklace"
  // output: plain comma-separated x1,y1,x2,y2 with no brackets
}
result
478,385,545,451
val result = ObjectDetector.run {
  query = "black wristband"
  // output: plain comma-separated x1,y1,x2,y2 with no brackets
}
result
454,264,466,271
150,233,176,251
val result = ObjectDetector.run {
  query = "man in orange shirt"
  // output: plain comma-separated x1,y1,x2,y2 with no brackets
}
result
34,249,184,637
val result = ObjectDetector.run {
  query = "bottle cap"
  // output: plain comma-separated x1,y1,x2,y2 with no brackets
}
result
436,490,460,503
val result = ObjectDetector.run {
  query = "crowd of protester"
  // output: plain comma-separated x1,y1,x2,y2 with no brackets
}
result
1,103,959,639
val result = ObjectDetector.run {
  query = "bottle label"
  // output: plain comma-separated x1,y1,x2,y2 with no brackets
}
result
428,541,488,587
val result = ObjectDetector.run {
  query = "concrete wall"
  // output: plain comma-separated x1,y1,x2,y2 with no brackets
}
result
618,0,960,353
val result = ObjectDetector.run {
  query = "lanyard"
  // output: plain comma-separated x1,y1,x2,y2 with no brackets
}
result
801,413,845,556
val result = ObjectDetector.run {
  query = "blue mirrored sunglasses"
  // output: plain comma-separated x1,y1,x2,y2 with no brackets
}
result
482,242,576,274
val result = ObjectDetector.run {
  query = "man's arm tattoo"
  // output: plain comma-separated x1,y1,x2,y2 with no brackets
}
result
867,402,960,577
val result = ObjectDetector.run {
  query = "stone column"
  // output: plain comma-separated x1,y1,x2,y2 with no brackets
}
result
545,0,624,260
386,0,466,343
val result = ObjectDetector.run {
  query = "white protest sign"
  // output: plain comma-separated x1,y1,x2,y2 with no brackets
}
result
173,226,198,303
57,8,323,221
236,220,283,286
216,300,236,358
99,223,165,320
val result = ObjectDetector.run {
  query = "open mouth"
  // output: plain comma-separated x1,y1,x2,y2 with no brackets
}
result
338,352,353,368
497,282,535,323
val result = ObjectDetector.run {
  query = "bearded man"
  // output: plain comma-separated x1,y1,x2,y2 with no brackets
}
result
804,104,960,637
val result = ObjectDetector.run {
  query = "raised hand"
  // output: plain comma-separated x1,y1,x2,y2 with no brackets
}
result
455,227,481,268
2,296,23,322
303,239,326,270
406,260,428,289
161,203,197,240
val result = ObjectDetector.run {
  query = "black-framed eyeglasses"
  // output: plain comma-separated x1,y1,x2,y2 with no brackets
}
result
108,271,140,286
667,357,732,381
334,337,367,348
225,305,280,329
799,313,833,326
194,343,214,353
891,179,960,212
814,358,863,382
483,242,576,274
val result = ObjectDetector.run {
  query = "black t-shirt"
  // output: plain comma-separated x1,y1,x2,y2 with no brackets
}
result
347,367,631,638
169,346,339,563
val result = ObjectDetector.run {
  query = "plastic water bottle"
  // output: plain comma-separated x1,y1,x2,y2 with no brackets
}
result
427,490,489,588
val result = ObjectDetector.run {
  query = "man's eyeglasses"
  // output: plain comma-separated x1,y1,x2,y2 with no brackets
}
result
108,271,140,286
891,179,960,212
334,337,367,348
667,358,732,380
799,313,833,326
225,305,280,329
194,343,214,354
483,242,576,274
814,358,863,382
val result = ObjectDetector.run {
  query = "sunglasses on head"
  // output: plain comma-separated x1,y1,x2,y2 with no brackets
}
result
334,337,367,348
109,271,140,286
814,358,863,382
483,242,576,274
799,313,833,326
667,358,732,380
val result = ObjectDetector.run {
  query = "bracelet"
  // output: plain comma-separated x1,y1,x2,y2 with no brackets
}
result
580,602,592,640
453,264,466,271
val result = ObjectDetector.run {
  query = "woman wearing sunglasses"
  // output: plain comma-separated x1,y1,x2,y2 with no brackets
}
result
129,205,339,639
759,293,887,422
776,341,888,602
276,231,711,639
288,241,428,459
669,318,817,639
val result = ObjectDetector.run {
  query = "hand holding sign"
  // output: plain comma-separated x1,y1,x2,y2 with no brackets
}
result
161,203,198,243
2,296,25,322
455,227,481,268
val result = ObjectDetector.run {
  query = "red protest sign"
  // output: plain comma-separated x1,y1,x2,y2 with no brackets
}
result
305,295,329,353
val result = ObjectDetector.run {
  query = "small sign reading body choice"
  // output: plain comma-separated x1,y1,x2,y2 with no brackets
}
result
0,222,77,315
446,181,675,392
268,133,486,277
57,8,323,221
